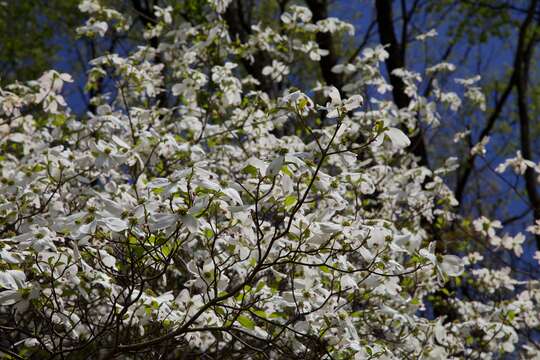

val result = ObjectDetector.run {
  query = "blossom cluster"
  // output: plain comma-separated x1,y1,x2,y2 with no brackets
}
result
0,1,539,359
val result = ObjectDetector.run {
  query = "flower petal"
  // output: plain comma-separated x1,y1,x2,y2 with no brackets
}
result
385,127,411,148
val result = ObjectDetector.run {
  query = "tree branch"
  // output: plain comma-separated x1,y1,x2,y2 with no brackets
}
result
455,0,537,206
306,0,342,89
515,0,540,247
375,0,429,167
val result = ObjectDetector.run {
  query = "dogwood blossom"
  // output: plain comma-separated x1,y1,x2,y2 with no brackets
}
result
0,1,539,359
496,150,535,175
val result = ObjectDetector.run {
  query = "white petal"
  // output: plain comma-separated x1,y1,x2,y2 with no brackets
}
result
353,248,372,264
419,248,437,265
222,188,243,205
434,321,447,345
8,133,26,143
147,178,170,189
326,108,339,118
327,86,341,105
440,255,464,276
99,250,116,268
150,214,177,231
0,290,21,305
343,95,363,111
341,275,357,289
197,179,221,192
0,270,25,290
262,66,272,76
0,249,20,264
319,222,342,234
385,127,411,148
59,73,73,83
78,221,97,235
181,214,199,233
98,217,128,232
0,272,17,290
112,135,130,149
265,156,284,177
247,157,268,174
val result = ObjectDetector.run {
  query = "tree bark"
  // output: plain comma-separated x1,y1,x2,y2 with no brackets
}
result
305,0,342,89
375,0,429,167
515,0,540,248
131,0,168,107
223,0,277,95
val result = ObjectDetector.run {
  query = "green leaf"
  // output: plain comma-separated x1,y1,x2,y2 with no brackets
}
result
297,97,309,110
161,244,171,257
237,315,255,330
281,165,292,177
441,287,451,296
284,195,297,209
204,228,214,239
270,312,287,319
251,309,267,319
242,164,258,177
215,307,225,316
320,265,331,273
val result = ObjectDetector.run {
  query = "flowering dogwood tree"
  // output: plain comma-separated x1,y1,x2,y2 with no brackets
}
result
1,1,540,359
